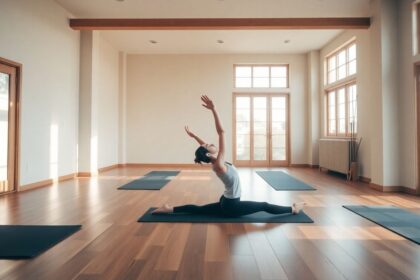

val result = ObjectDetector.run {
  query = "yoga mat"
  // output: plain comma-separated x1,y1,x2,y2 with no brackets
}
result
144,171,180,177
256,171,316,191
118,178,170,190
118,170,179,190
138,208,313,223
343,205,420,245
0,225,81,259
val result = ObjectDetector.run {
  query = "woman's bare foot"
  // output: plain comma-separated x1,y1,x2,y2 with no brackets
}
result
292,202,306,214
152,204,174,214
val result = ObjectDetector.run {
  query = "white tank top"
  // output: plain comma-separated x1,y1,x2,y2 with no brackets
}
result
214,162,241,199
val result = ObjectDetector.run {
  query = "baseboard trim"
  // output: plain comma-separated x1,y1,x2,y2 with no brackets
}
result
19,173,75,192
98,164,120,173
77,172,92,177
369,183,419,195
359,176,371,183
289,164,319,168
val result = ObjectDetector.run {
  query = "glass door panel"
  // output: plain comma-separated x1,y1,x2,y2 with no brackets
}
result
0,72,9,192
235,97,251,162
271,96,288,164
252,96,268,164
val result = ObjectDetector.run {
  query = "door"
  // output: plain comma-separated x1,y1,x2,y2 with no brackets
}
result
416,64,420,194
0,60,18,194
233,93,289,167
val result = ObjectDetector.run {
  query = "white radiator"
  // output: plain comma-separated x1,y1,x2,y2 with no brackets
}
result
319,139,350,174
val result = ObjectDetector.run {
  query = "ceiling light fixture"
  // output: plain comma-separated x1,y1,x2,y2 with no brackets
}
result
217,40,224,44
149,40,158,44
284,39,291,44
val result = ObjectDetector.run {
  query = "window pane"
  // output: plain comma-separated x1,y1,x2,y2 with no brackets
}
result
338,119,346,134
338,65,346,80
253,66,269,77
329,120,336,134
253,97,266,109
236,121,250,134
339,104,345,118
272,148,286,161
271,66,287,77
338,50,346,66
271,77,287,88
236,77,251,88
328,56,336,70
236,134,250,159
272,121,286,134
236,97,250,109
272,134,286,148
0,73,9,182
328,70,336,84
254,121,266,134
235,66,251,77
349,60,356,75
328,91,336,107
348,44,356,60
272,109,286,122
254,134,267,148
272,97,286,109
254,148,267,160
236,108,250,121
253,77,269,88
254,109,266,122
338,88,345,104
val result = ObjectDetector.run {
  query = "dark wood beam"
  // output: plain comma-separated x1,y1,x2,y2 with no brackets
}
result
69,17,370,30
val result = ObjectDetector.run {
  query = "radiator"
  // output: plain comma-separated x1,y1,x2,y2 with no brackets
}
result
319,139,350,174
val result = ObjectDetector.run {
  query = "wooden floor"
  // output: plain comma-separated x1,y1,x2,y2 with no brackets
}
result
0,167,420,280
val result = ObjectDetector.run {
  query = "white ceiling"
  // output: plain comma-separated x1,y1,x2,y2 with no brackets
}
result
99,29,343,54
55,0,370,18
55,0,370,54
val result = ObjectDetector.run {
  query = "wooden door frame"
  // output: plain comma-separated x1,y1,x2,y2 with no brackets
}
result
0,56,22,194
415,62,420,195
232,92,290,167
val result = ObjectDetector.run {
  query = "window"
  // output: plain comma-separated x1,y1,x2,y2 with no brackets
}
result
234,65,288,88
326,42,356,85
326,83,357,136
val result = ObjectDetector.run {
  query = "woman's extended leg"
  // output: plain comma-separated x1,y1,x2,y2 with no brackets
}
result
220,197,304,217
173,201,222,215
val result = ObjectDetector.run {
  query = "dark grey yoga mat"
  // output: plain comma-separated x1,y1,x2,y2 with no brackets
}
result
343,205,420,245
118,170,180,190
256,171,316,191
0,225,81,259
138,207,313,223
145,171,180,177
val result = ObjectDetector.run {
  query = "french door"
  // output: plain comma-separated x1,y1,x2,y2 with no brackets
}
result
233,93,290,167
0,58,20,194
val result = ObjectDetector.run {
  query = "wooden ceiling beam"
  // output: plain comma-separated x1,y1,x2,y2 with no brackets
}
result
69,17,370,30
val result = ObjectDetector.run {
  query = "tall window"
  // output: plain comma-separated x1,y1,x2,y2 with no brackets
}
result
234,65,289,88
326,43,356,85
325,41,357,136
327,83,357,136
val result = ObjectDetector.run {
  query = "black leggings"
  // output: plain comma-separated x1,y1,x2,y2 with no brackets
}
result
173,196,292,217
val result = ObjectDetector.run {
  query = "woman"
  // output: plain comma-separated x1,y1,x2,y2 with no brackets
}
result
153,95,305,216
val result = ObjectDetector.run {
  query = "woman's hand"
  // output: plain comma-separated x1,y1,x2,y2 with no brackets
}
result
184,126,195,138
201,95,215,110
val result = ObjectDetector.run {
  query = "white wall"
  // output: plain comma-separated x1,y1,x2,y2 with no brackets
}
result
78,31,120,173
320,30,371,179
399,0,417,190
96,34,120,169
0,0,80,186
126,54,307,164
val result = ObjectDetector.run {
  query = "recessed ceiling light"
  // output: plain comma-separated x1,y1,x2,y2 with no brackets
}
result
217,40,224,44
116,0,125,2
149,40,158,44
284,39,291,44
